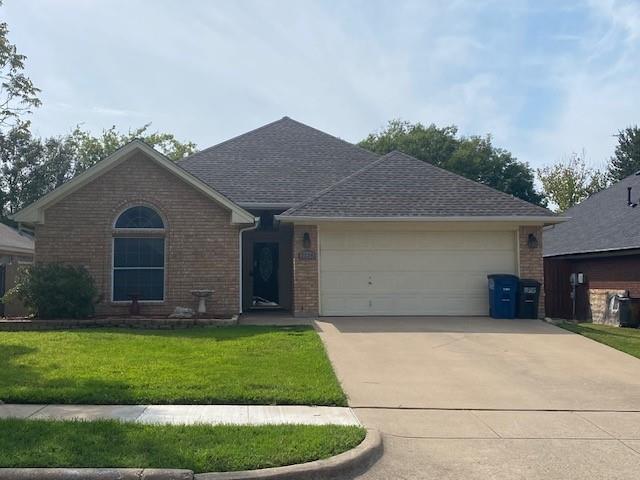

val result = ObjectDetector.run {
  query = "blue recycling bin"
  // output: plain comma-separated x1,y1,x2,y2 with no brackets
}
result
487,274,519,318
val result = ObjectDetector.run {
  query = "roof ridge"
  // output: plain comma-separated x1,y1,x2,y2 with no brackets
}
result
281,117,381,160
281,153,391,216
179,116,379,165
384,150,553,215
178,117,289,164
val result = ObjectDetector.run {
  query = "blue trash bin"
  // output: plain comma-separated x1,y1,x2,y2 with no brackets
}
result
487,274,519,318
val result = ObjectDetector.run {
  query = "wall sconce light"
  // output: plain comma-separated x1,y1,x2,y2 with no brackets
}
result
527,233,538,249
302,232,311,249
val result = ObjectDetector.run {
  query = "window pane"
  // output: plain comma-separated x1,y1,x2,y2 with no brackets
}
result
115,206,164,229
113,269,164,301
114,238,164,268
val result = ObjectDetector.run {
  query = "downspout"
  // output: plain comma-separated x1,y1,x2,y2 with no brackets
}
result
238,218,260,314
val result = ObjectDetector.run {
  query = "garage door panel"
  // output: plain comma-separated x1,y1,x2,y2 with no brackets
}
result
321,271,500,293
319,229,517,316
321,292,489,316
321,250,514,273
322,230,515,251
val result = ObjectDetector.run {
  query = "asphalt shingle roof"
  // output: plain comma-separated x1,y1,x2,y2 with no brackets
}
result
280,151,554,218
544,173,640,257
179,117,379,206
0,223,34,254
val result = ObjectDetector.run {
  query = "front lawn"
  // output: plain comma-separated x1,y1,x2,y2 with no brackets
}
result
0,419,365,473
559,322,640,359
0,326,346,405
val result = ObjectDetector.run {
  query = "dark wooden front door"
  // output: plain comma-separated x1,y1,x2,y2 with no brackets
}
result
253,242,279,304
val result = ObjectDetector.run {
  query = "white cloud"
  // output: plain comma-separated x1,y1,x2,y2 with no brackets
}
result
3,0,639,174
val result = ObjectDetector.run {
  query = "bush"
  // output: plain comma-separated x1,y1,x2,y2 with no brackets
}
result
3,264,99,319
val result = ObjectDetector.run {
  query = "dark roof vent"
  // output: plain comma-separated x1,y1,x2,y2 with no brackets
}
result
628,187,638,207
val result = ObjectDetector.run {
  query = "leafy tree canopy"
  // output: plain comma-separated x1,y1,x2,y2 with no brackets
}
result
537,152,609,212
607,126,640,182
359,119,545,205
0,124,196,219
0,0,41,128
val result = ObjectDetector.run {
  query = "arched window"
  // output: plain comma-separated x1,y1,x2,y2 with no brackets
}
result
112,206,165,302
115,205,164,229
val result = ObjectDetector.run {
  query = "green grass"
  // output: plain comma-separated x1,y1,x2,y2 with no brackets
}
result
0,326,347,405
559,322,640,359
0,419,365,473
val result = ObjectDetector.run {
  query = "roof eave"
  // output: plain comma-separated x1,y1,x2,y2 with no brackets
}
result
275,215,568,224
0,245,34,256
544,244,640,259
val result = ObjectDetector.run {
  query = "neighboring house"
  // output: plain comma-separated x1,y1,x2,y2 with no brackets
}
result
0,223,34,317
13,117,561,318
544,172,640,322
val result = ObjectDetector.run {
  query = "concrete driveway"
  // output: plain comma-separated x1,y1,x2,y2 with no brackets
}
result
315,317,640,480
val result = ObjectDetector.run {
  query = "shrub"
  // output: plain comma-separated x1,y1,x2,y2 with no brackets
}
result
3,264,98,319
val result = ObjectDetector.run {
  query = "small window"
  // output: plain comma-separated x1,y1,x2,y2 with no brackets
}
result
112,206,165,302
115,206,164,229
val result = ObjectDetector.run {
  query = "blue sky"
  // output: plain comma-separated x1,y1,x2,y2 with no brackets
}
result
4,0,639,170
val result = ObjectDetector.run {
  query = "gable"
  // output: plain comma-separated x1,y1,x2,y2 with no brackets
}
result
12,140,254,225
279,151,563,223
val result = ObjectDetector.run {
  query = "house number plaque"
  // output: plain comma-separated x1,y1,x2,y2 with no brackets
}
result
298,249,316,261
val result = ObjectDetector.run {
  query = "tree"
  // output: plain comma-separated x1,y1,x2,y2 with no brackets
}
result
67,124,197,174
0,124,196,219
608,126,640,182
537,152,608,212
359,119,545,205
0,0,41,127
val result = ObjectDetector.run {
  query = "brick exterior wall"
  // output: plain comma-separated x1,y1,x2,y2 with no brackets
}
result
292,224,319,316
545,254,640,321
518,225,545,318
35,152,241,317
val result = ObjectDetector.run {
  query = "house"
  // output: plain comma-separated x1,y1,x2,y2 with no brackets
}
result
544,172,640,323
0,223,34,317
12,117,561,318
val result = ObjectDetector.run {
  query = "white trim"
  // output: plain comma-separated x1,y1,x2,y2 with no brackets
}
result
11,140,254,225
515,229,521,277
238,202,297,210
276,215,568,225
238,219,260,314
317,223,322,316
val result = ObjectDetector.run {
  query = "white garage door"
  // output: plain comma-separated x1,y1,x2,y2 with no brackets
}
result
319,228,517,316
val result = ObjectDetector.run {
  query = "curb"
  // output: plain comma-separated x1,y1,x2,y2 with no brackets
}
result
195,428,382,480
0,430,382,480
0,469,193,480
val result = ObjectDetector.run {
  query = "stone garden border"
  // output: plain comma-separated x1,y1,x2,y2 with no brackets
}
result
0,316,238,331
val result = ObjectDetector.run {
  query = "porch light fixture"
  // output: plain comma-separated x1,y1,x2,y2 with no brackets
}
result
527,233,538,249
302,232,311,249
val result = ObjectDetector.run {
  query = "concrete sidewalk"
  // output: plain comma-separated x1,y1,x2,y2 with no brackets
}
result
0,404,360,426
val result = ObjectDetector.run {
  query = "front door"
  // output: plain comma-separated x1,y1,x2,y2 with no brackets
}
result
253,242,279,306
